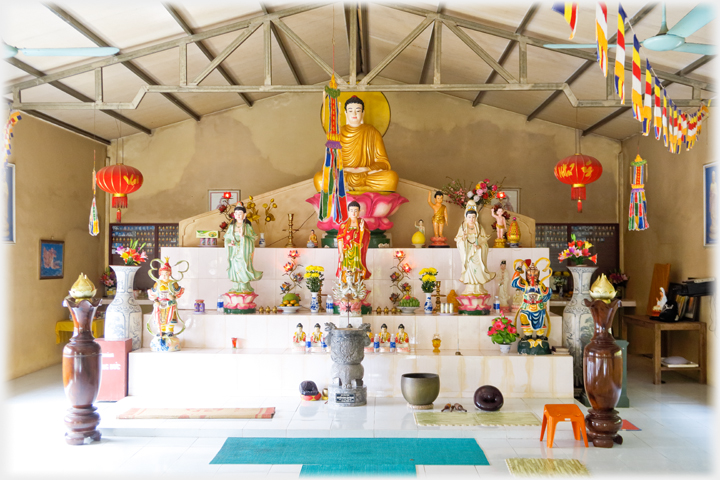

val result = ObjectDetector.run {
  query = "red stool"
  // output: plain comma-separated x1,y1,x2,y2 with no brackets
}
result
540,404,588,448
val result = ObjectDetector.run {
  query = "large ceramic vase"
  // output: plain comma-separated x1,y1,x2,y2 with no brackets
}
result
562,265,598,395
104,265,142,350
63,297,102,445
583,298,623,448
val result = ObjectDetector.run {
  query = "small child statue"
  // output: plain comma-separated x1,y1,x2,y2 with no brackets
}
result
378,323,391,345
310,323,323,345
395,323,409,350
292,323,305,346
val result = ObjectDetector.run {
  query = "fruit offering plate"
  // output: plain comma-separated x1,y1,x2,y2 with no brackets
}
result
399,307,418,314
278,306,301,314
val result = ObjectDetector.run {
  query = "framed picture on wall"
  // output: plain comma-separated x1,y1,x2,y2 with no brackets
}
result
683,296,699,320
39,240,64,279
3,163,15,244
208,190,240,211
498,188,520,214
703,163,716,246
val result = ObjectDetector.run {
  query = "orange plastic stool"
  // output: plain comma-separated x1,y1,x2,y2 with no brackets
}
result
540,404,588,448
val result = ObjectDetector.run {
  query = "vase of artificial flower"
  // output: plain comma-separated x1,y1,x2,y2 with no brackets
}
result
487,315,518,353
304,265,324,314
420,268,437,315
558,234,598,395
104,240,147,350
100,267,116,297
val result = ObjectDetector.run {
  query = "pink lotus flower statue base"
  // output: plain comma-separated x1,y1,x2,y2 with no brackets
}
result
457,294,492,315
223,292,258,314
306,192,408,248
429,236,449,248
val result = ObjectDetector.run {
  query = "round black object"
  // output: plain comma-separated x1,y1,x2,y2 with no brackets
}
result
300,380,319,396
474,385,504,411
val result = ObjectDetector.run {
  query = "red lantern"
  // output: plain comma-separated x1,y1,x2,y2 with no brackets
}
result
96,164,144,222
554,154,602,213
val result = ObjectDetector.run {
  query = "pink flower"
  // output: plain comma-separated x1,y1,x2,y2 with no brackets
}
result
488,328,497,336
494,321,504,330
492,185,498,191
508,326,517,334
480,182,487,189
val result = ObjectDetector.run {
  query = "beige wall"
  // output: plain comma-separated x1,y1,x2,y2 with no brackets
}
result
621,126,716,385
1,115,106,381
113,87,621,226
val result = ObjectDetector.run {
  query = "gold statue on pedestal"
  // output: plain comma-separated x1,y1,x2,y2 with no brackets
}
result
313,96,398,194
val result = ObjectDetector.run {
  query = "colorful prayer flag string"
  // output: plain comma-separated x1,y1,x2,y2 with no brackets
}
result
614,5,627,104
631,35,643,122
653,74,662,140
552,2,579,39
595,2,608,77
642,59,653,136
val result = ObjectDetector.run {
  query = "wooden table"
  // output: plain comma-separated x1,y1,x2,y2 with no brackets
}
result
622,315,706,385
55,318,104,344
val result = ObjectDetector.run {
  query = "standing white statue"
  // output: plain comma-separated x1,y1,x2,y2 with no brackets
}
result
454,200,496,314
497,260,511,311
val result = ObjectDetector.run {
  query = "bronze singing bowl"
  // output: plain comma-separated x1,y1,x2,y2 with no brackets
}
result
401,373,440,406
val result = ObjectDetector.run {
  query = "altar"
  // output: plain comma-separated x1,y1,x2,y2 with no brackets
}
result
128,246,573,399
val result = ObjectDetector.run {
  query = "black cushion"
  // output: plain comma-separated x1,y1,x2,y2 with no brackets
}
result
299,380,319,396
474,385,504,411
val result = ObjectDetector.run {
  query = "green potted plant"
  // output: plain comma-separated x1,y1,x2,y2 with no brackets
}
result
487,315,519,353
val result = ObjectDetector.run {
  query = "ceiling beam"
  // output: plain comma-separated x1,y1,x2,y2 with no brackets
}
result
44,3,202,121
5,57,152,135
444,20,517,84
526,2,657,122
163,4,253,107
473,3,539,106
418,3,445,85
348,3,358,85
260,3,303,85
384,3,712,92
358,2,369,74
360,15,434,85
582,55,713,136
3,99,111,145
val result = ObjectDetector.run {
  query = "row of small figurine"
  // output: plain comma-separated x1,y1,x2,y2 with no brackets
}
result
291,323,411,352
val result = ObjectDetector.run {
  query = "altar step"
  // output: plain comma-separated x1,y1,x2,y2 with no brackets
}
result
98,395,577,439
128,348,573,399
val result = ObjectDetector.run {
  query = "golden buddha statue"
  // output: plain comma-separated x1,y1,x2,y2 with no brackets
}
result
313,96,398,194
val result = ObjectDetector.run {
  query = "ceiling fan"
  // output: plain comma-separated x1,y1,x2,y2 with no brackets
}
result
2,43,119,59
545,3,716,55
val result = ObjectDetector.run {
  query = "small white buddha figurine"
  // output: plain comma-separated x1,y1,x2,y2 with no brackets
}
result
310,323,323,345
497,260,511,311
395,324,409,349
378,323,391,345
292,323,306,346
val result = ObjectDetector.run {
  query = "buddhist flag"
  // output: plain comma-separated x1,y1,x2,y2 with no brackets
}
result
642,60,653,136
614,5,627,104
319,75,348,223
596,2,608,77
681,111,688,147
661,89,668,146
631,35,643,121
552,2,579,39
653,75,662,140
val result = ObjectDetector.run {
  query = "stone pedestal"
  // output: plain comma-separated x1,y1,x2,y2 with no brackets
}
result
324,322,372,407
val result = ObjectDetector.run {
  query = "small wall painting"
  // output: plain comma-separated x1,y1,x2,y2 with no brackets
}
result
704,163,716,246
40,240,64,279
2,163,15,243
497,188,520,214
209,190,240,211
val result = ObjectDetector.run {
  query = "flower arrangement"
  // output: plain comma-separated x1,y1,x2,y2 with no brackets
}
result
558,234,597,266
115,239,147,266
218,195,278,233
419,268,438,293
441,177,505,209
487,316,518,345
304,266,325,293
100,267,116,288
389,250,413,305
608,269,629,288
281,250,303,294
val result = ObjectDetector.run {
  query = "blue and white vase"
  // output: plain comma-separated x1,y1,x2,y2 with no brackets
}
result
562,265,598,395
326,296,334,314
104,265,143,350
424,292,433,315
258,233,266,248
310,292,320,314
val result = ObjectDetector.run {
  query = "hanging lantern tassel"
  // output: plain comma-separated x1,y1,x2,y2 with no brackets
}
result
571,184,586,212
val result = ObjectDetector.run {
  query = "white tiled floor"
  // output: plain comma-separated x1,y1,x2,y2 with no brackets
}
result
2,355,716,479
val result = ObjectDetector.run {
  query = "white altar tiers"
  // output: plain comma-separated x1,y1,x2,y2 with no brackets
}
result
129,246,572,399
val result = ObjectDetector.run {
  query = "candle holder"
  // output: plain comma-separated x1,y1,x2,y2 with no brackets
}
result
282,213,299,248
431,281,446,314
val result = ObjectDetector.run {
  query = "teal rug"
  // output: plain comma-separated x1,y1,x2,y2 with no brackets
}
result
210,438,489,467
300,465,417,477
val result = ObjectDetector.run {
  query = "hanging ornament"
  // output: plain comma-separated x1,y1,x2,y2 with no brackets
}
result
96,164,143,222
554,131,602,213
318,74,348,223
628,155,649,231
89,151,99,236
